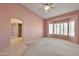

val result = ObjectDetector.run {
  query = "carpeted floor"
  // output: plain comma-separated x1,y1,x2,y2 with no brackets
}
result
1,37,79,56
22,38,79,56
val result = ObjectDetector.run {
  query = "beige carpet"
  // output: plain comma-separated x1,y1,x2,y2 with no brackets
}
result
1,38,79,56
22,38,79,56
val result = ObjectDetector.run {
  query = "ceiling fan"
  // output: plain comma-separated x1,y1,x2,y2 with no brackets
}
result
40,3,56,13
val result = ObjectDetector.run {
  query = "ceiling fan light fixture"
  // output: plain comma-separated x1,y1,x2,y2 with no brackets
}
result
44,5,50,13
40,3,56,13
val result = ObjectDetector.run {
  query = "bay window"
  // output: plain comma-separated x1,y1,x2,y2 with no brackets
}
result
48,19,75,37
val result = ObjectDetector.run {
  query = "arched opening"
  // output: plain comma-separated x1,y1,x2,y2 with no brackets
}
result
10,18,23,45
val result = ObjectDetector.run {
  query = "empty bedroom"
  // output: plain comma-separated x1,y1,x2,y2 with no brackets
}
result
0,3,79,56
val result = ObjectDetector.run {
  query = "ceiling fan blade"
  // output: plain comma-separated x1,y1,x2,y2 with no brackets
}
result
41,3,53,6
50,6,56,9
48,3,54,6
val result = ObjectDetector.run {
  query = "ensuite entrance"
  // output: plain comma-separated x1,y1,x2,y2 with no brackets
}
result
10,18,23,55
11,18,22,40
10,18,26,55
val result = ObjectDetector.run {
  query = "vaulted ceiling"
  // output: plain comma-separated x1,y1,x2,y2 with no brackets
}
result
22,3,79,19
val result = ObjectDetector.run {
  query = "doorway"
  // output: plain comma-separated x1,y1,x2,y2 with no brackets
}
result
18,23,22,37
11,18,22,39
10,18,23,50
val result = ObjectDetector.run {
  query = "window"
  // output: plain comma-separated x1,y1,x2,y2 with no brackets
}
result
69,20,75,37
60,23,64,35
54,24,57,34
56,23,60,34
48,19,75,37
48,24,53,34
64,22,68,35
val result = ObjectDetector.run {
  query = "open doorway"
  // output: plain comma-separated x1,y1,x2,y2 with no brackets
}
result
10,18,26,55
10,18,23,45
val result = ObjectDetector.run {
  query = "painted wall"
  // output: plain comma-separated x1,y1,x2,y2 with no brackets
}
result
76,14,79,43
44,10,79,43
0,4,43,50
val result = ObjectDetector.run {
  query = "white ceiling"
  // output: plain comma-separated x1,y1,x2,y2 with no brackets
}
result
22,3,79,19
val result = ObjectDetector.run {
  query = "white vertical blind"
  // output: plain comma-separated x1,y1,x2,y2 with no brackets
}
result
60,23,64,35
56,23,60,34
69,20,75,37
48,24,53,34
54,24,57,34
64,22,68,35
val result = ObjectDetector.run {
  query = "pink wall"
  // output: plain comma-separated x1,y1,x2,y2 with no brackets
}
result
44,10,79,43
0,4,43,50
